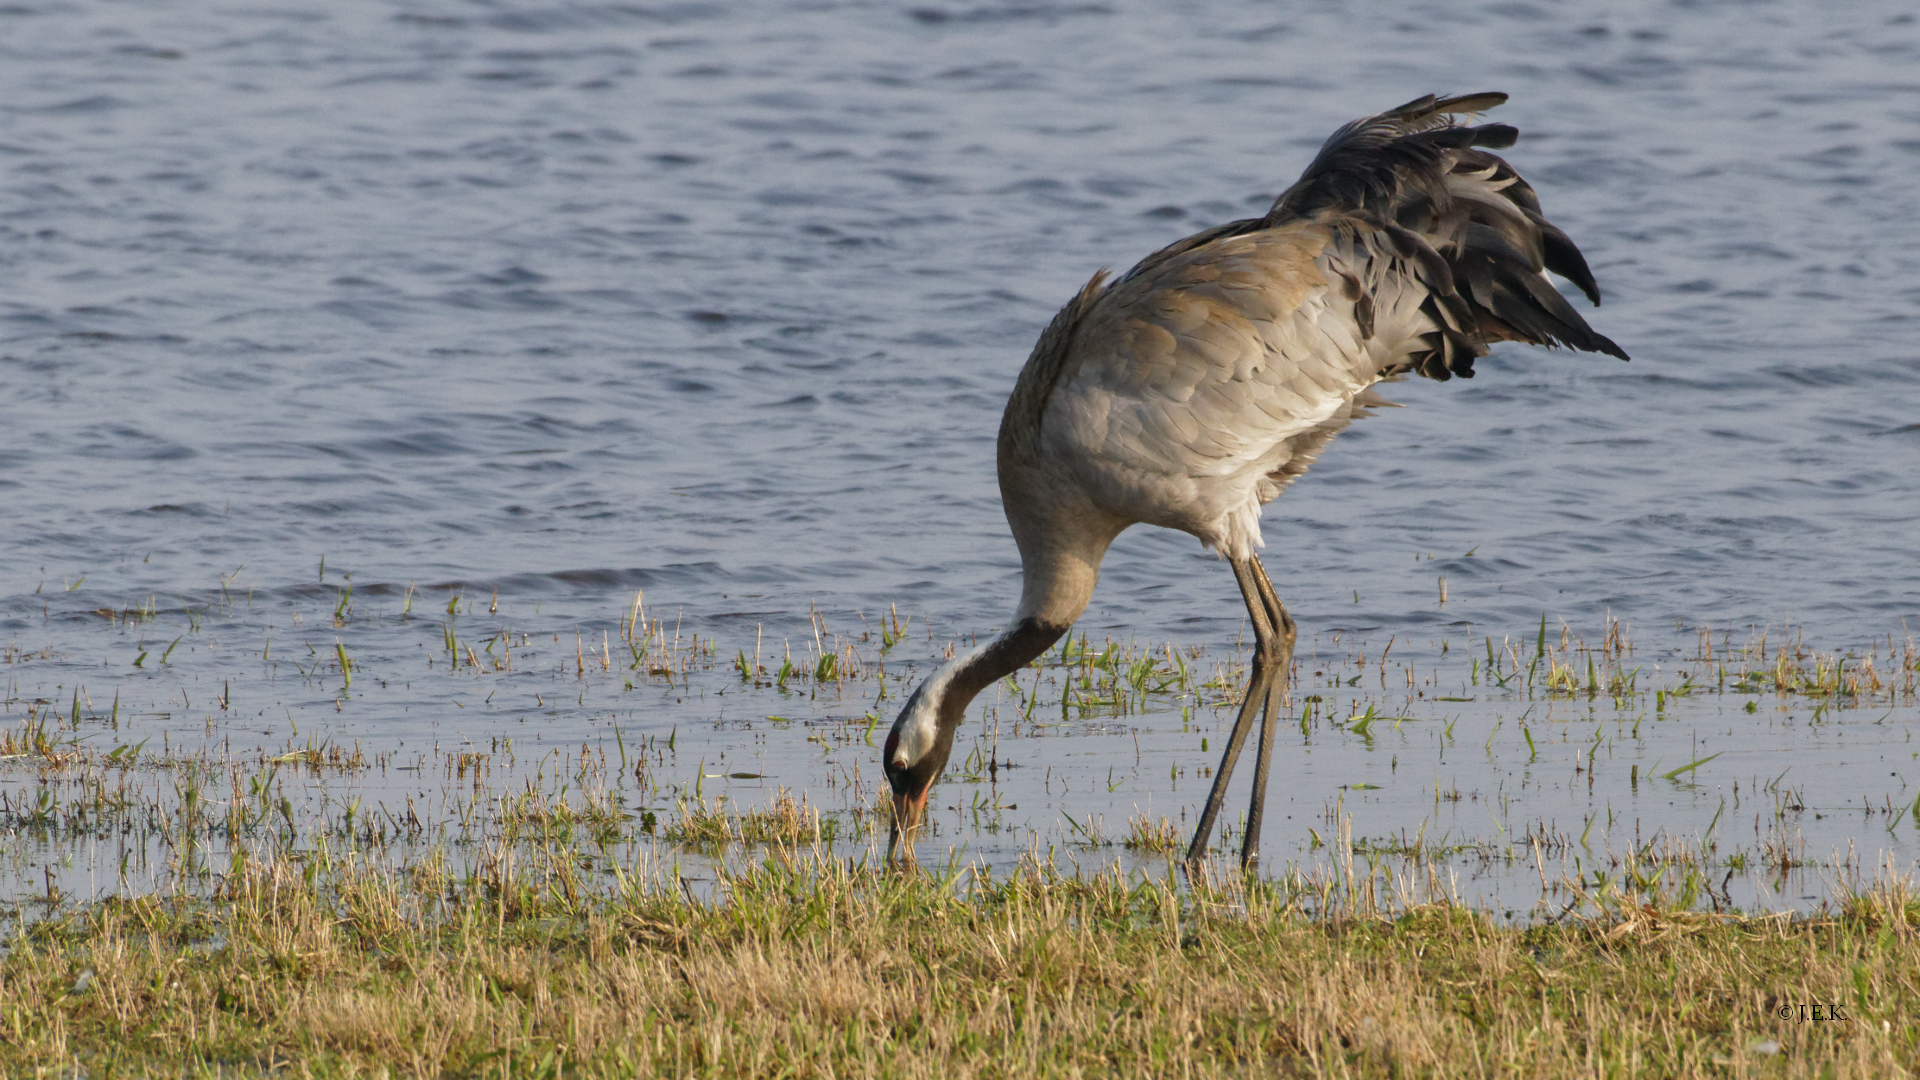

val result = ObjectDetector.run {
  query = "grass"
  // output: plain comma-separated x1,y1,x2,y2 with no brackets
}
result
5,843,1918,1078
659,791,839,849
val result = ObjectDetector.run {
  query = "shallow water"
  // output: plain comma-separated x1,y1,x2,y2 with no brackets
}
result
3,0,1919,910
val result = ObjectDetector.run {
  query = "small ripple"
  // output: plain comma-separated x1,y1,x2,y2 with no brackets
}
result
436,288,567,312
1770,364,1861,388
909,4,1112,25
434,562,729,597
30,95,132,113
315,298,417,329
128,503,216,518
484,4,721,33
73,428,196,462
757,394,818,408
351,433,475,458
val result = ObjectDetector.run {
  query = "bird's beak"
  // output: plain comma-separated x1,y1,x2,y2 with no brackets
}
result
887,786,929,866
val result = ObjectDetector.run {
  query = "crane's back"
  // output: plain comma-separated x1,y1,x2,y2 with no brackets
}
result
998,93,1627,562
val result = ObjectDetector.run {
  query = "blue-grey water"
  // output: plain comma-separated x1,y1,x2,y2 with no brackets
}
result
3,0,1919,913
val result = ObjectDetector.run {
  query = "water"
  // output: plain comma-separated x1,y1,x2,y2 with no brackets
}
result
3,0,1919,912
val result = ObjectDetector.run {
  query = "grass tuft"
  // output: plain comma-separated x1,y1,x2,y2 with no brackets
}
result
1122,813,1182,854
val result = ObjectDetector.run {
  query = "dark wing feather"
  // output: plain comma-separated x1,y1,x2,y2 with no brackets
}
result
1265,92,1627,372
1539,223,1601,305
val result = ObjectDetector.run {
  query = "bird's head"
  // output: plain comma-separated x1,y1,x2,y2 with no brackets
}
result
878,627,1058,865
882,675,958,865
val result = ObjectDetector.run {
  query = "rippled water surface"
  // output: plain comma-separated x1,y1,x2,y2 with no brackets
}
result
4,0,1920,910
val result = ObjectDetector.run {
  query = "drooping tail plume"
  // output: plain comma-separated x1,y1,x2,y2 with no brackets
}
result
1271,92,1627,379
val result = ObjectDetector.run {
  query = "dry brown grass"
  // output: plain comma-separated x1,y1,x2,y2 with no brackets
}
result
3,844,1917,1078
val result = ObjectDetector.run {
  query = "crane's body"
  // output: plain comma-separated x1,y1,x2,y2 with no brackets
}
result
885,93,1627,870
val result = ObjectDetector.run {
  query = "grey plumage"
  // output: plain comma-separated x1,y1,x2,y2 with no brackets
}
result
883,93,1627,869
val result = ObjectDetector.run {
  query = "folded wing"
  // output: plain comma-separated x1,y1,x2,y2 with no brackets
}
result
1030,93,1626,554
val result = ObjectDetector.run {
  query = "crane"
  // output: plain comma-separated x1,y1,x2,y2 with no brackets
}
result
882,93,1627,871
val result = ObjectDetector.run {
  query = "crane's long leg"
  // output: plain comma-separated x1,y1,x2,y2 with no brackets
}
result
1238,555,1295,865
1183,660,1267,868
1186,555,1295,871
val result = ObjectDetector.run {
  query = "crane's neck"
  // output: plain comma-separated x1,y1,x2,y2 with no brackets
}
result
885,534,1116,796
943,617,1068,717
943,519,1123,724
883,509,1125,862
